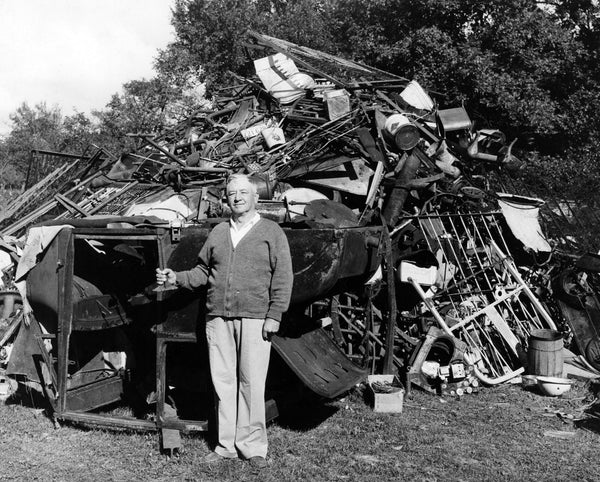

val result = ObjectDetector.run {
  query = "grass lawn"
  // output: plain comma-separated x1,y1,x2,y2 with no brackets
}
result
1,380,599,481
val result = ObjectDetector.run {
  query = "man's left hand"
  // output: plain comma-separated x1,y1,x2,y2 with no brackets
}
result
262,318,280,341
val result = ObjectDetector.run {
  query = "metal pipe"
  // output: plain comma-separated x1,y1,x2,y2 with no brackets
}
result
446,286,525,332
490,240,557,329
468,362,524,386
461,213,497,291
31,149,92,160
403,211,502,219
445,211,485,294
137,135,186,167
382,152,420,227
408,278,453,336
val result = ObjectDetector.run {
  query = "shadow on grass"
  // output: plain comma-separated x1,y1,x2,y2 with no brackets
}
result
274,394,339,431
267,349,344,431
5,380,49,409
575,416,600,433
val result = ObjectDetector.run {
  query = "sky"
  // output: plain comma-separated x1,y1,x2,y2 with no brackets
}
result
0,0,175,135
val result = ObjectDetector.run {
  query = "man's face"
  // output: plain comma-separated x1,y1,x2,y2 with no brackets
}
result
226,178,259,217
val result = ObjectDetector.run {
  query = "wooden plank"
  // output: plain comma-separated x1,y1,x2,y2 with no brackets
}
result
58,411,158,432
86,181,140,216
248,31,406,82
54,193,89,216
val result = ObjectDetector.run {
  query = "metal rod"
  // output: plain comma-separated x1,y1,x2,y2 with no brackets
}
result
139,136,186,167
447,286,525,331
419,217,460,314
31,149,92,160
458,210,494,291
459,325,501,377
490,240,557,329
408,278,453,336
445,210,485,294
403,211,502,219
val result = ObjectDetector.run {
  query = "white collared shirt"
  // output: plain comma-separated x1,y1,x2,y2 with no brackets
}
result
230,213,261,248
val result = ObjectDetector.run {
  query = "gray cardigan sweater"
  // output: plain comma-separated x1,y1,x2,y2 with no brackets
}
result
175,218,293,321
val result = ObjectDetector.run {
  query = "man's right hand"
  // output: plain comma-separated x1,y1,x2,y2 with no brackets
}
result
156,268,177,286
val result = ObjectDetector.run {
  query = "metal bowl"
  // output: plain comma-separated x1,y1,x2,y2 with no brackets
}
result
536,376,572,396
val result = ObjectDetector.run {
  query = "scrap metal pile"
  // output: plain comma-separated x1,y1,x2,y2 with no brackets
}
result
1,32,600,402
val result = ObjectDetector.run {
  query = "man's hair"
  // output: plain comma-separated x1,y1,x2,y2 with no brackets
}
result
227,173,257,195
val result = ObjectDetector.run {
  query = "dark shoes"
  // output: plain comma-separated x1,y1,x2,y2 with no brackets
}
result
248,456,268,469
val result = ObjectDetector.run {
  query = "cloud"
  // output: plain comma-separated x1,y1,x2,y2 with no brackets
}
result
0,0,174,133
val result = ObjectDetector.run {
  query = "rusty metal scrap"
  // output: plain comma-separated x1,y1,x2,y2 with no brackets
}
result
1,31,600,419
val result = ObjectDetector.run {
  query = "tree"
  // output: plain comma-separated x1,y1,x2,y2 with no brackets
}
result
3,0,599,198
93,75,209,152
3,102,66,186
93,78,173,147
330,0,598,144
156,0,335,91
0,103,110,188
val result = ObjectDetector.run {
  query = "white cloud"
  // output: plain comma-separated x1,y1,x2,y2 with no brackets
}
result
0,0,175,134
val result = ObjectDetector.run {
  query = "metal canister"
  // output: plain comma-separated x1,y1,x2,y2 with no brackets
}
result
384,114,420,151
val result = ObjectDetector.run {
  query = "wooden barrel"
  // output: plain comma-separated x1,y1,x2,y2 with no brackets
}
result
528,329,563,377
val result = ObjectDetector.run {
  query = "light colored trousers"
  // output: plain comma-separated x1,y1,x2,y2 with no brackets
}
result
205,316,272,459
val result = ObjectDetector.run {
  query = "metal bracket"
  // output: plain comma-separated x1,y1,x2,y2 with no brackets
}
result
170,221,182,243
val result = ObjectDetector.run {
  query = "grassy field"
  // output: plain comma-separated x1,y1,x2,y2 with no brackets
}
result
1,379,599,482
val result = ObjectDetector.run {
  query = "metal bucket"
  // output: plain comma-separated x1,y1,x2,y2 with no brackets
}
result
384,114,420,151
528,329,563,377
262,127,286,149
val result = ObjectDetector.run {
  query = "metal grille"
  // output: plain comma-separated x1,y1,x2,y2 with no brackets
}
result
408,195,556,380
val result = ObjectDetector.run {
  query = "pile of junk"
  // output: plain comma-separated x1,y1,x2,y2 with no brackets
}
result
1,32,599,446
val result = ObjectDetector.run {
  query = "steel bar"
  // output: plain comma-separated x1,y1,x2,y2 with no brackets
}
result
139,135,186,167
445,209,485,294
408,278,453,336
403,211,502,219
31,149,92,160
490,240,557,329
447,285,525,332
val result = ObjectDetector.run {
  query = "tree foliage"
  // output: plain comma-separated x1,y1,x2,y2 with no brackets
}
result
330,0,595,147
156,0,335,90
93,78,177,150
0,103,79,187
2,0,599,197
156,0,599,157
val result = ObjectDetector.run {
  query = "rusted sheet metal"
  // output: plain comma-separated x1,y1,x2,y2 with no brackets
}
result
11,217,384,433
163,224,383,307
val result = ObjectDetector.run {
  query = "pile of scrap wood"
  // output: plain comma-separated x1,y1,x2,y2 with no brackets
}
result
1,32,600,400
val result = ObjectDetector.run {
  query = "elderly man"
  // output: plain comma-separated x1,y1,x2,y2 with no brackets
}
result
156,174,293,469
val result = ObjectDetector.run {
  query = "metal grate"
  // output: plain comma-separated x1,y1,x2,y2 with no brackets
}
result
408,195,556,380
